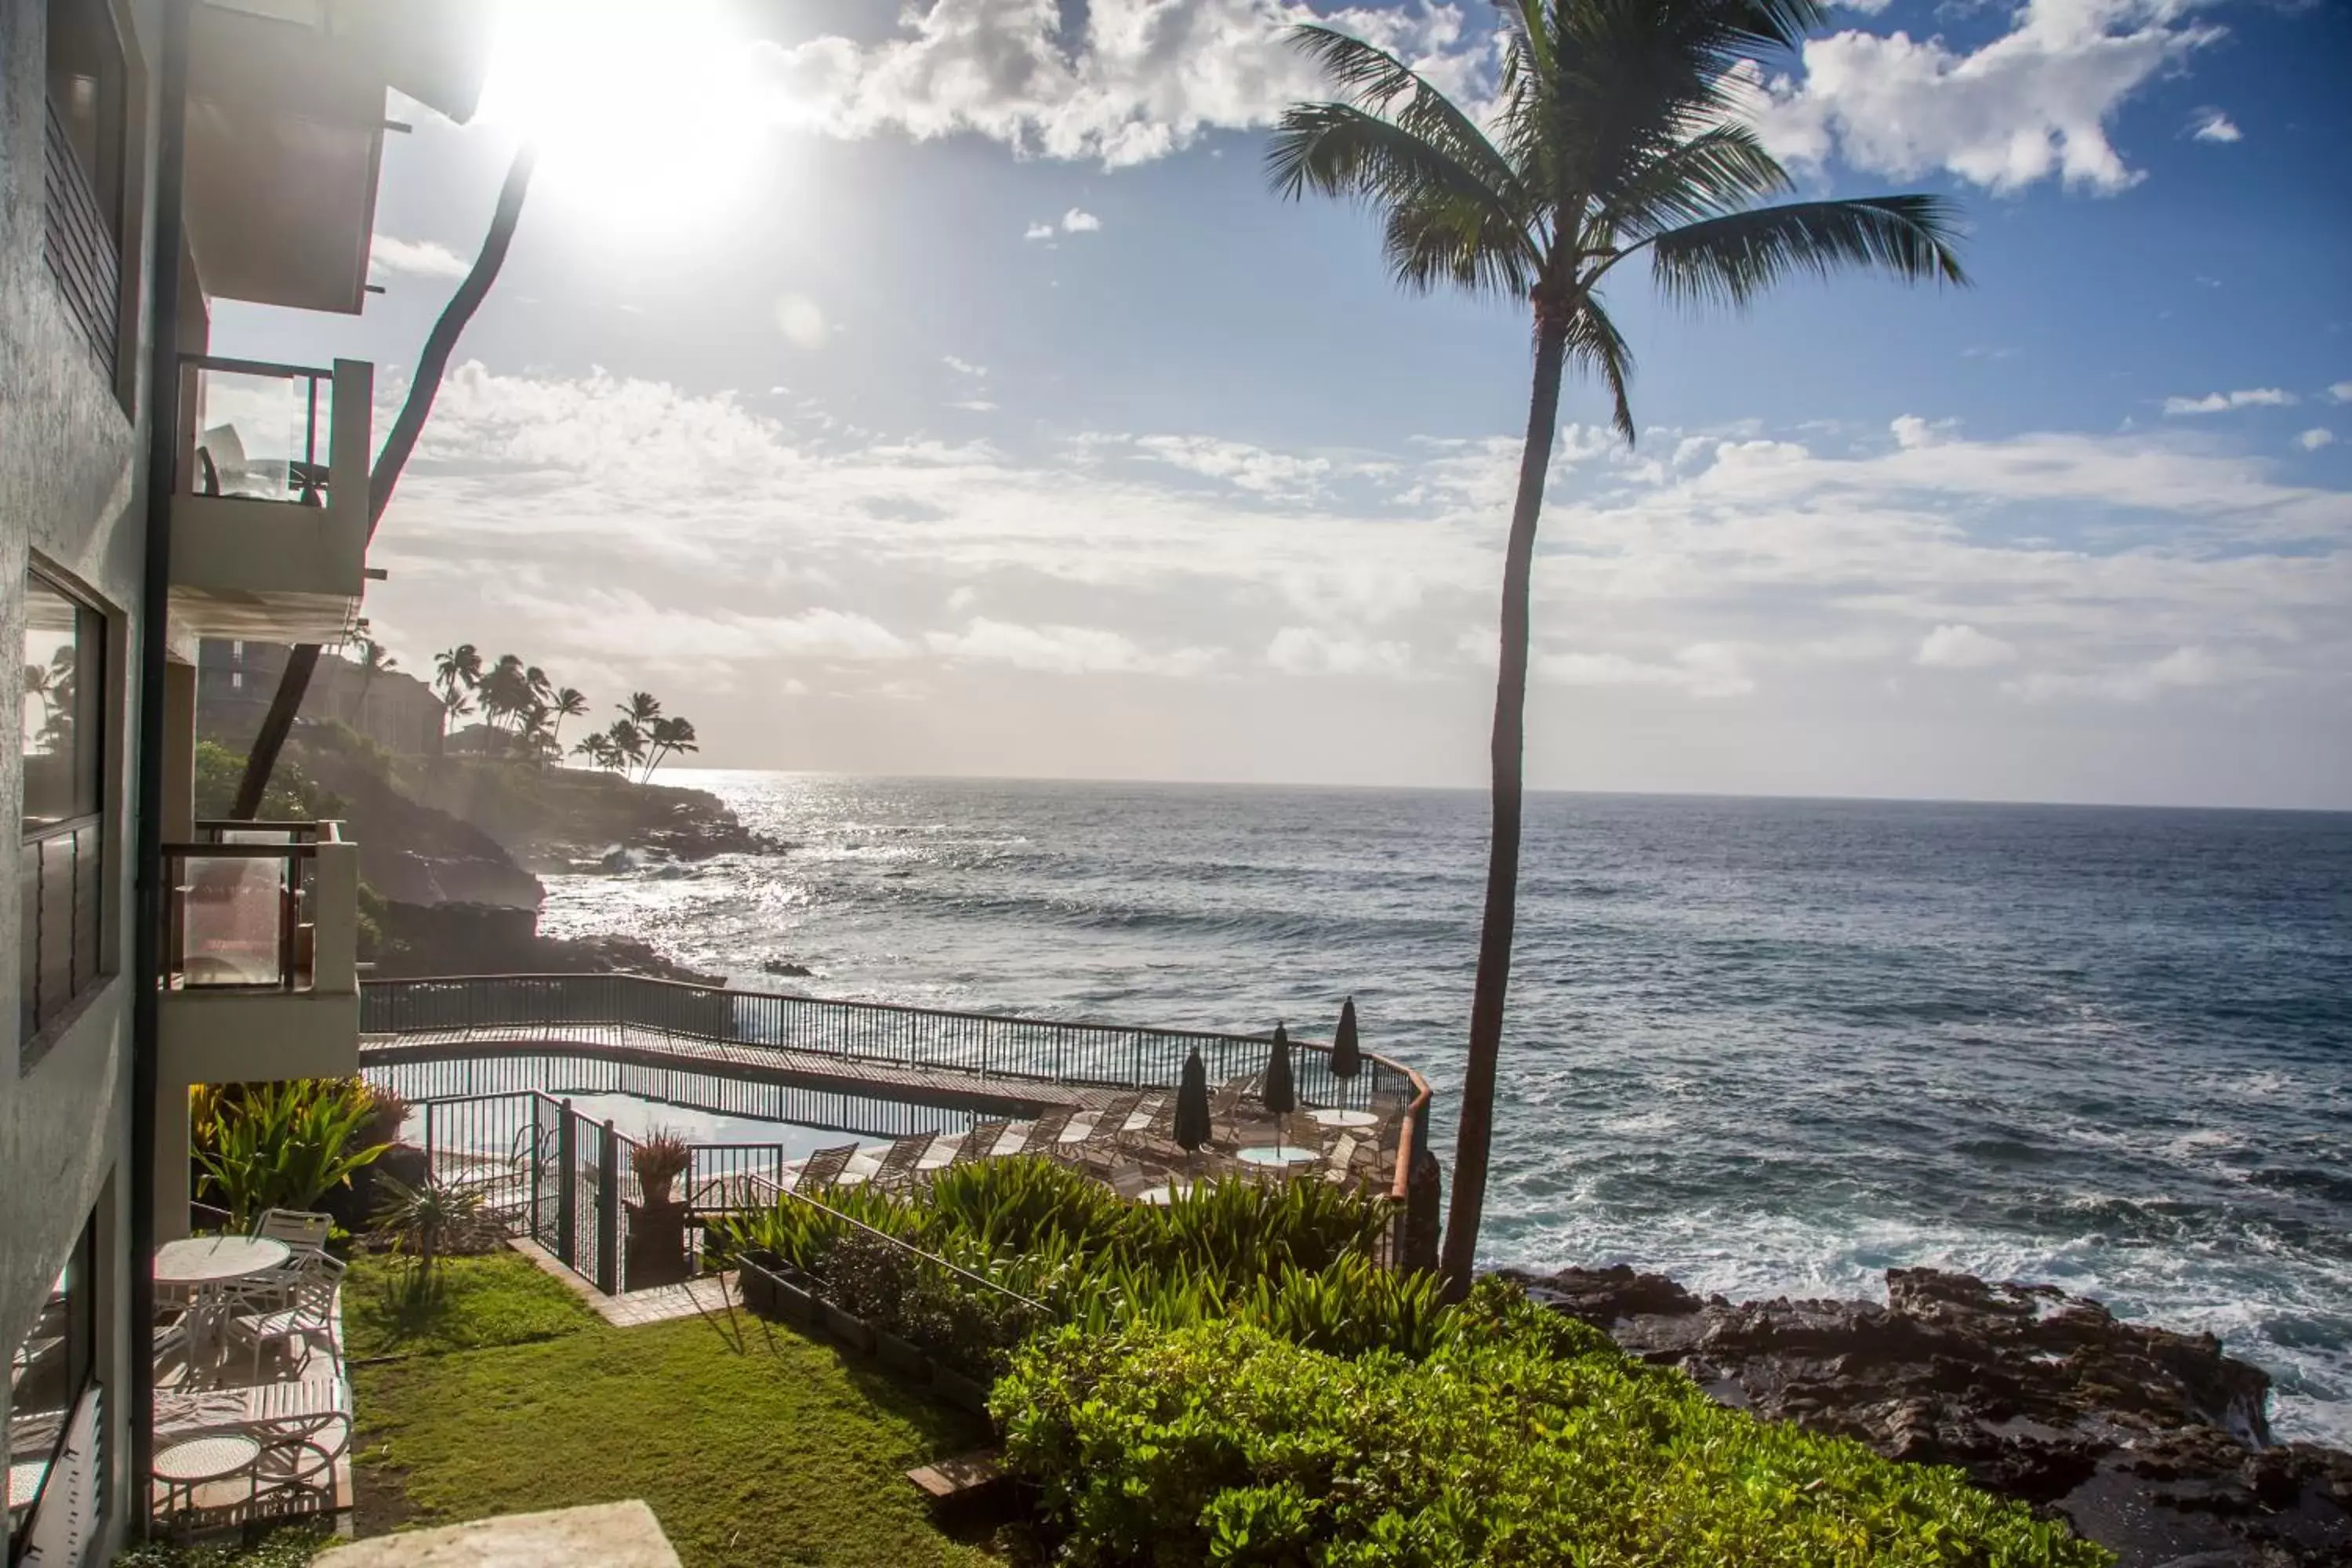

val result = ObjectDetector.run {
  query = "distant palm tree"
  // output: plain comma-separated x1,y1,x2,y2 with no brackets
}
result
618,691,662,730
348,633,397,723
1269,0,1964,1293
549,686,588,750
433,644,481,702
607,718,649,778
437,686,474,741
571,732,619,771
642,716,699,781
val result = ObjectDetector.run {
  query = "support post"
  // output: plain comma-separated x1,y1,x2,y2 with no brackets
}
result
597,1120,620,1295
556,1099,575,1269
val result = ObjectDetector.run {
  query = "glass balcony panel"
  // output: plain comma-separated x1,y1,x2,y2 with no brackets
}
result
178,853,290,987
185,363,331,506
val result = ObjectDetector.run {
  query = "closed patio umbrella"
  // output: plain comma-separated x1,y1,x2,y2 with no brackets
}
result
1174,1046,1212,1160
1263,1023,1297,1155
1330,996,1363,1087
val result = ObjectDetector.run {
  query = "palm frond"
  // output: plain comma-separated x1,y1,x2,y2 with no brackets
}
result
1268,102,1535,266
1642,195,1968,310
1559,296,1637,444
1286,25,1530,210
1602,124,1791,239
1383,199,1542,303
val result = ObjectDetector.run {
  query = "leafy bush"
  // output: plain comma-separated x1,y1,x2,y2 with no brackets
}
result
190,739,341,822
193,1078,389,1230
113,1527,325,1567
996,1281,2111,1568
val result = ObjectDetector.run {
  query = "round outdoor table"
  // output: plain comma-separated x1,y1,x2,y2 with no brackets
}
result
154,1433,260,1515
1235,1145,1319,1167
154,1236,289,1289
1308,1108,1378,1130
1138,1183,1192,1207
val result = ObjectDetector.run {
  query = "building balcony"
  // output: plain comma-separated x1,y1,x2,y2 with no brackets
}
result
159,820,359,1086
169,355,372,648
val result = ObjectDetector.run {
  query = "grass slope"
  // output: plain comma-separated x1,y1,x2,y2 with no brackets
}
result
348,1256,993,1567
343,1252,594,1359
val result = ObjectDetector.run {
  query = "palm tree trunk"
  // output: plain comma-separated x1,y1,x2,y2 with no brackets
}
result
230,147,536,817
1439,313,1570,1298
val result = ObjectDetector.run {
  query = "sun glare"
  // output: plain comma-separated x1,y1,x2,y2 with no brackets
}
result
477,0,775,226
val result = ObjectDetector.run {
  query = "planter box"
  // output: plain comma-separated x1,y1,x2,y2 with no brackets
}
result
820,1299,877,1356
931,1365,993,1417
739,1259,816,1325
624,1199,694,1290
876,1330,931,1384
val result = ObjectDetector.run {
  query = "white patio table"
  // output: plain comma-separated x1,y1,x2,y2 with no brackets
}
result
154,1237,289,1377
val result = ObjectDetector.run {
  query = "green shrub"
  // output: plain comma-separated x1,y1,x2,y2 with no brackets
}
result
113,1526,325,1567
193,1078,389,1230
996,1283,2111,1568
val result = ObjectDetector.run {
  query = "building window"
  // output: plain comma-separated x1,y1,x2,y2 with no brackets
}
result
5,1214,104,1563
43,0,127,377
21,568,108,1054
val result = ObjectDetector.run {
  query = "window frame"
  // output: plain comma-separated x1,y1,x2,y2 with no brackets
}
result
5,1214,102,1566
20,565,114,1064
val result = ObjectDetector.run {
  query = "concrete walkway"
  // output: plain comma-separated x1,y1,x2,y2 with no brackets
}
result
330,1500,682,1566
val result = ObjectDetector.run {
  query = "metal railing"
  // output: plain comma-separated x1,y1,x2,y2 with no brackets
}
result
162,842,315,991
366,973,1436,1279
20,815,106,1051
43,99,117,375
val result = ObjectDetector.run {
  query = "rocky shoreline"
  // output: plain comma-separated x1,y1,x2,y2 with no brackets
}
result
1502,1264,2350,1566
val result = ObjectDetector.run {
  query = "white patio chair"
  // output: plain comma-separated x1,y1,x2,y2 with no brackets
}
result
220,1255,343,1382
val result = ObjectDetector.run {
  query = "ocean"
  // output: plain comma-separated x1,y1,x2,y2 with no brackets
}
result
535,773,2352,1445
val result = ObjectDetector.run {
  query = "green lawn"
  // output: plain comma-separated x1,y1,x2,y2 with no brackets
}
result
346,1254,998,1568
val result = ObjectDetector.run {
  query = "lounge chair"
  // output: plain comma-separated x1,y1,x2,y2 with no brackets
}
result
1321,1134,1360,1183
949,1120,1011,1168
869,1132,937,1191
1207,1077,1250,1142
793,1143,858,1193
1013,1106,1076,1156
1064,1094,1142,1171
220,1255,343,1382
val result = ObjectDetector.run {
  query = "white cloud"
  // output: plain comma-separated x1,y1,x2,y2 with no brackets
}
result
1022,221,1056,241
943,356,988,378
2009,645,2230,704
369,234,470,279
1527,643,1757,700
948,399,1000,412
926,618,1216,676
1060,207,1102,234
752,0,1493,168
1917,623,2019,669
2190,108,2241,143
1744,0,2224,194
2299,430,2336,452
2163,388,2296,416
1120,434,1334,497
1266,627,1412,677
2329,383,2352,405
774,293,828,349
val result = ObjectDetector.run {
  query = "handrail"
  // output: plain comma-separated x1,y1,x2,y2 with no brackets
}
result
179,352,331,381
22,811,104,847
739,1174,1047,1313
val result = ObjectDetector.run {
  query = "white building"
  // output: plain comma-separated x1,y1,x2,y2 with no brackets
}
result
4,3,486,1559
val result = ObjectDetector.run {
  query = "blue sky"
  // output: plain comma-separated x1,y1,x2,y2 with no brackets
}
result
218,0,2352,808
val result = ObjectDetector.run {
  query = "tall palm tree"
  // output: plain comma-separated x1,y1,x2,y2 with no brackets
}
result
549,686,588,750
618,691,662,729
606,718,649,779
437,687,474,742
1269,0,1964,1294
433,644,482,703
231,146,537,817
642,716,698,782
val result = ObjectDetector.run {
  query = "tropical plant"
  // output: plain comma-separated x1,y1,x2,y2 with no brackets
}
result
630,1128,692,1206
372,1173,490,1301
618,691,662,729
230,144,537,817
605,718,649,777
192,1079,390,1231
436,686,474,739
1268,0,1965,1291
433,643,482,702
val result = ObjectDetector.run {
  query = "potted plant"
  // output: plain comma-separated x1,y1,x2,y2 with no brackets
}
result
624,1129,695,1290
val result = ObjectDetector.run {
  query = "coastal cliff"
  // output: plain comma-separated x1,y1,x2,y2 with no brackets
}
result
270,725,757,982
1505,1264,2351,1567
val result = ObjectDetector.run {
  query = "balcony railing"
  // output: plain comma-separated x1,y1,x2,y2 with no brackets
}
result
43,99,118,376
163,821,353,993
179,358,339,507
20,816,106,1052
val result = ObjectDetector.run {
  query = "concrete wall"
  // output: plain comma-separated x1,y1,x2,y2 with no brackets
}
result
1,0,164,1551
